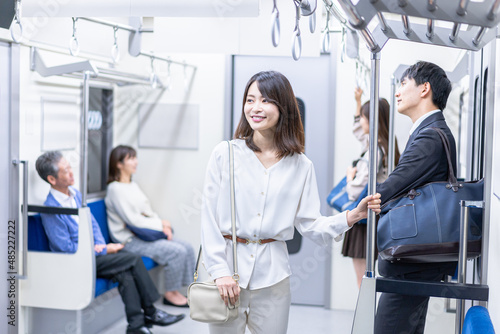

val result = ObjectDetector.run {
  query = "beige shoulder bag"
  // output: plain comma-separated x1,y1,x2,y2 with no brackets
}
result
187,140,240,323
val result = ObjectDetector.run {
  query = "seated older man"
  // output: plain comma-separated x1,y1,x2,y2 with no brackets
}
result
35,151,185,334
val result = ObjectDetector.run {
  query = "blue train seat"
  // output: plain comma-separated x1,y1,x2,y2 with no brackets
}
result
27,214,50,251
28,199,158,298
462,306,495,334
87,200,158,297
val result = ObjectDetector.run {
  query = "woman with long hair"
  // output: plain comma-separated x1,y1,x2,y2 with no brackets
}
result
341,88,400,289
200,71,381,334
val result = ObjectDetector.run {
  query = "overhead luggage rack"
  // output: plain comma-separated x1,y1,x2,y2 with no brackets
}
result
336,0,500,52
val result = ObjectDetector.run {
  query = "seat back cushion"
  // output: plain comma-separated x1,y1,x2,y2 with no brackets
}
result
95,278,119,298
28,215,51,251
88,200,111,244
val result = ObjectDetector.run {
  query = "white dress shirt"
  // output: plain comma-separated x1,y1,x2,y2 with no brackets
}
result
50,187,79,224
409,109,441,136
201,139,351,290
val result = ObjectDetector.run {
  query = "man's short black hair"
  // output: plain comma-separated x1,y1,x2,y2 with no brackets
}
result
400,61,452,111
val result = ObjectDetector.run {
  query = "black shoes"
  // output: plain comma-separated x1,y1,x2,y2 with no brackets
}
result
144,309,185,327
126,326,152,334
162,297,189,308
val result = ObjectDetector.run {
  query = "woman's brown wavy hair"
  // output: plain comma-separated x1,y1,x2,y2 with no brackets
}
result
234,71,305,159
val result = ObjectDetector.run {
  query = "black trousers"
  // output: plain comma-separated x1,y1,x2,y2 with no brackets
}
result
374,258,457,334
96,251,160,329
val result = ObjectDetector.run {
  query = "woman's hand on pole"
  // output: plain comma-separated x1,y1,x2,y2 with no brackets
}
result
215,276,240,307
346,193,381,226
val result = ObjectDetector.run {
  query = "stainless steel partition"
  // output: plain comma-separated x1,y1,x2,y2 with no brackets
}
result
1,41,21,334
366,52,380,277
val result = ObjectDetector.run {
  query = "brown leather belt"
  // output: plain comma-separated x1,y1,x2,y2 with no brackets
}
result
223,234,277,245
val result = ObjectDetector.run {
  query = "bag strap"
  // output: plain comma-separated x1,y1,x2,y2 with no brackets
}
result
193,246,202,282
430,127,459,190
193,141,239,283
228,140,239,282
357,146,384,173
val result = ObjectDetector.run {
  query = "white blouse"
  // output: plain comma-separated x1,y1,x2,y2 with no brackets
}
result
201,139,351,290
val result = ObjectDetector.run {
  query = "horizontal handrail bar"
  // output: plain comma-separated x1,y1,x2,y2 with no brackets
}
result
376,277,489,301
26,205,79,216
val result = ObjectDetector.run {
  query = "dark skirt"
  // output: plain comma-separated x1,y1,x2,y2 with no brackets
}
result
341,223,378,259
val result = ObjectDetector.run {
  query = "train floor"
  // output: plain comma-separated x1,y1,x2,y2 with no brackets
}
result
101,303,355,334
101,297,457,334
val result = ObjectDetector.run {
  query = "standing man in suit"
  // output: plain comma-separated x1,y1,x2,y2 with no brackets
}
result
35,151,185,334
374,61,458,334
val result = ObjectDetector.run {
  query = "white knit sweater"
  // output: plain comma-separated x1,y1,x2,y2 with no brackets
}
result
105,181,163,243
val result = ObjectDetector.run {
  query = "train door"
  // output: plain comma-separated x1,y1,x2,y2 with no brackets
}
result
1,41,20,334
467,40,496,304
231,54,335,306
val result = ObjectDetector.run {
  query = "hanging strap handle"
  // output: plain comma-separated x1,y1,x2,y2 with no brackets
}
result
430,127,459,191
194,140,239,282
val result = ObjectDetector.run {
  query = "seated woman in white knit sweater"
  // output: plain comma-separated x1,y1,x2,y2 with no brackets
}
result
105,145,195,307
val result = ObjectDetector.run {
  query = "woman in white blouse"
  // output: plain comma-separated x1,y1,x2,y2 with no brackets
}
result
201,71,381,334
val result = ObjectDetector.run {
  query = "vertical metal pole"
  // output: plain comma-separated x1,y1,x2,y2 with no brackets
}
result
376,12,388,32
456,0,470,16
81,71,90,206
472,27,487,46
427,0,437,12
426,19,434,39
402,15,411,35
366,52,380,277
487,0,500,20
455,201,469,334
450,23,461,42
388,77,396,174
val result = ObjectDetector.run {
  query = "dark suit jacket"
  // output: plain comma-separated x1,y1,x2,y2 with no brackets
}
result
377,111,457,205
377,111,458,277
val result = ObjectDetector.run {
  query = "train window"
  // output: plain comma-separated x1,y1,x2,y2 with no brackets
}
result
444,70,468,180
87,87,113,196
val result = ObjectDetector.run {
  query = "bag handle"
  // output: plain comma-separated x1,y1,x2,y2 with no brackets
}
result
430,127,459,191
194,141,239,283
